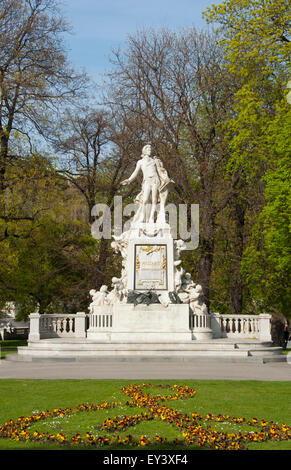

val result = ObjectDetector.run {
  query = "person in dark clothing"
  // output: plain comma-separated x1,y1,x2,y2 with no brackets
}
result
283,321,290,350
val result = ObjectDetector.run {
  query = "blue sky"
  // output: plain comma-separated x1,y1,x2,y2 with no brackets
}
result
62,0,219,82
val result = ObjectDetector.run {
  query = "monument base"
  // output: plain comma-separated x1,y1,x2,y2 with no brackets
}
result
86,303,197,342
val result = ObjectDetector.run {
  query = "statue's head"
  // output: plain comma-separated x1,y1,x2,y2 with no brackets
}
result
142,144,151,156
100,285,108,292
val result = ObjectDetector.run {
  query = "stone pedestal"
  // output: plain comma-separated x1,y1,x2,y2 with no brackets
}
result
75,312,87,338
258,314,272,342
87,303,192,342
28,313,40,341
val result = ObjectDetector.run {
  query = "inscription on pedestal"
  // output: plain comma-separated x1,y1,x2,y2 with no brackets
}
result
134,244,167,290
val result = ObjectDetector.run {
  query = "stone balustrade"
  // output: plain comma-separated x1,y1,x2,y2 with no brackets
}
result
89,313,113,330
28,311,272,343
210,313,272,342
29,312,87,341
40,314,75,337
190,312,211,330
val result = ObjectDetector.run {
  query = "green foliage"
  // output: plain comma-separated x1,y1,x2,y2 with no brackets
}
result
204,0,290,315
7,219,96,317
241,107,291,316
0,153,99,318
203,0,290,73
204,0,289,169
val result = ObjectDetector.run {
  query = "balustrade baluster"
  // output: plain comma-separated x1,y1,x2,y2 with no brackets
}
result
234,318,239,334
52,319,56,332
220,317,224,333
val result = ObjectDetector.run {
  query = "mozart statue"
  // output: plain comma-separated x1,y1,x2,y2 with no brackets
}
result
121,144,174,224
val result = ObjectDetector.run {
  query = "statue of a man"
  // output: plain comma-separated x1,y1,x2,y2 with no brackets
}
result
121,144,173,224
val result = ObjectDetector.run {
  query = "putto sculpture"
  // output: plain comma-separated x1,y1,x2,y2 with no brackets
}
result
88,286,109,311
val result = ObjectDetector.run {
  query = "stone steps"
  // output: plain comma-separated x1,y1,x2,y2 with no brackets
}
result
7,339,284,363
5,353,286,364
22,339,274,350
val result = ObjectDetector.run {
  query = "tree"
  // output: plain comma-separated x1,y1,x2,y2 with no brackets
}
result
241,107,291,317
106,27,240,307
204,0,290,315
52,106,137,289
203,0,290,169
0,0,87,230
0,153,101,317
53,107,111,223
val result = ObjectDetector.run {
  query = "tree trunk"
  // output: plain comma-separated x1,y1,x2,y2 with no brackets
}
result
197,205,216,310
95,237,110,289
229,197,246,314
0,133,8,194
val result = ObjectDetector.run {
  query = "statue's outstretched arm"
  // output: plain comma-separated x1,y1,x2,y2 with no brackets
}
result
121,161,141,185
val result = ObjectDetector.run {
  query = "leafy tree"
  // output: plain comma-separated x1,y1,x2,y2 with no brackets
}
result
241,107,291,316
0,155,99,317
203,0,290,169
204,0,290,315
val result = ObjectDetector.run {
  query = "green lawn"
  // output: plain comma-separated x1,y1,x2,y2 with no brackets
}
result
0,379,290,451
0,340,27,359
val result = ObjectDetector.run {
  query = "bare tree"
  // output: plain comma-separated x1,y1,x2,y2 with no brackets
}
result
106,27,240,307
0,0,88,219
53,105,138,289
54,107,112,223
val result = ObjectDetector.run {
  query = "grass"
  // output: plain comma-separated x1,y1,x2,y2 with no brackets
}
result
282,348,291,355
0,379,290,451
0,340,27,359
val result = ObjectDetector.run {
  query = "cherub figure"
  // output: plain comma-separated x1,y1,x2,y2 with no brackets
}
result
88,285,109,313
189,284,208,315
181,273,196,292
107,277,124,305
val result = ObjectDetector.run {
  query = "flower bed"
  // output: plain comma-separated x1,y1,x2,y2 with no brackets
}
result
0,383,290,450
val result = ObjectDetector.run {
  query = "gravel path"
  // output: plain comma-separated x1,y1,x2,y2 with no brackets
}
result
1,358,291,381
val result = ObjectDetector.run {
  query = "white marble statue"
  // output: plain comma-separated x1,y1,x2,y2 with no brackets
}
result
174,266,185,293
175,272,195,303
111,232,129,287
86,139,208,325
107,277,125,305
188,284,208,315
174,239,187,260
111,231,129,259
181,272,196,292
121,144,174,224
88,286,109,312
